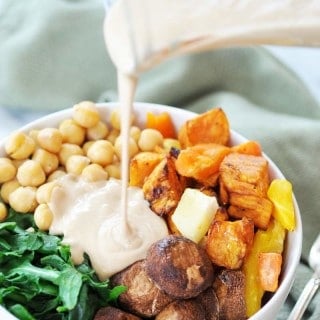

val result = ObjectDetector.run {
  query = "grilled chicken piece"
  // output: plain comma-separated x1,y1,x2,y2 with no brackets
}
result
94,306,142,320
196,286,220,320
110,260,174,318
213,269,246,320
145,235,214,299
219,153,273,229
206,217,254,269
143,155,185,216
155,299,206,320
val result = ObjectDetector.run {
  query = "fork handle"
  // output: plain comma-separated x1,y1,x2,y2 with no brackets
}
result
287,273,320,320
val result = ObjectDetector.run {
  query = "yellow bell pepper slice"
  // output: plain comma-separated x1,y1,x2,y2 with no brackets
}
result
267,179,295,231
243,218,286,317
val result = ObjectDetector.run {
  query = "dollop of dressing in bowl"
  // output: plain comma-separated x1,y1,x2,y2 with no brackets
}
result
48,175,168,280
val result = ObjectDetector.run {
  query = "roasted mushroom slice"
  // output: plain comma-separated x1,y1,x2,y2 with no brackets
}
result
213,269,246,320
155,299,206,320
94,306,142,320
196,286,219,320
110,260,174,318
145,235,214,299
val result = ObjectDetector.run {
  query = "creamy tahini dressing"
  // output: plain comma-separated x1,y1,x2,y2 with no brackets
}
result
49,175,168,280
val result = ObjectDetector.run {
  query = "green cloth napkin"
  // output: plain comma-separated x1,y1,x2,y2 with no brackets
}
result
1,1,320,319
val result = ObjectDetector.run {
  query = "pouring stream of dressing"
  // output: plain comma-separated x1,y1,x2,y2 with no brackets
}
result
47,0,320,280
104,0,320,235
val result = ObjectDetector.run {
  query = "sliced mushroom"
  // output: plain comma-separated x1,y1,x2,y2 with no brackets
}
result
213,269,246,320
196,286,219,320
110,260,174,318
155,299,206,320
145,235,214,299
94,306,142,320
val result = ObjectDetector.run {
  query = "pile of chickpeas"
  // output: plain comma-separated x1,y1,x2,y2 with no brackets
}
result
0,101,179,231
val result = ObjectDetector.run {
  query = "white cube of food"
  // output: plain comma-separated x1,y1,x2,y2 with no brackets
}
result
172,188,218,243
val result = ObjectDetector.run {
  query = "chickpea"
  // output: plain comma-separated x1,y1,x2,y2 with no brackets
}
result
107,128,120,144
5,131,35,160
82,164,109,182
59,119,86,145
0,202,7,221
47,168,66,182
138,128,164,151
86,121,109,141
73,101,100,128
87,140,114,166
114,136,139,160
58,143,84,166
34,204,53,231
0,179,21,203
11,159,26,169
110,109,121,130
9,186,38,213
130,126,141,142
105,163,121,179
82,141,95,154
66,155,90,175
32,148,59,175
29,130,40,146
37,128,63,153
36,181,57,204
110,109,134,130
16,160,46,187
0,157,17,183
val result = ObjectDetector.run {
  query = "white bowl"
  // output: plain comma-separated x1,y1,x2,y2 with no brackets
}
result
0,102,302,320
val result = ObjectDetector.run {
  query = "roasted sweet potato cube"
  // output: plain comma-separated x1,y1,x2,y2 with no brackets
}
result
213,269,247,320
228,193,273,229
178,108,230,148
129,152,164,187
175,143,230,186
206,217,254,269
143,155,185,216
258,252,282,292
231,140,262,156
219,153,270,197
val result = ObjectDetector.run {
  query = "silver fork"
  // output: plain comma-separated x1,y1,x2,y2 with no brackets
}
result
288,233,320,320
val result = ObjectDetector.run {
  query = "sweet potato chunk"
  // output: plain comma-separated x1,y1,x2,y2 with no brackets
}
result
219,153,273,228
206,217,254,269
143,155,185,216
258,252,282,292
231,140,262,156
111,260,173,318
220,153,270,197
178,108,230,148
129,151,164,187
175,143,230,186
228,193,273,230
213,269,247,320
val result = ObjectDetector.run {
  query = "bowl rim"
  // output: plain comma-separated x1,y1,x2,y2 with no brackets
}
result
0,102,302,319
